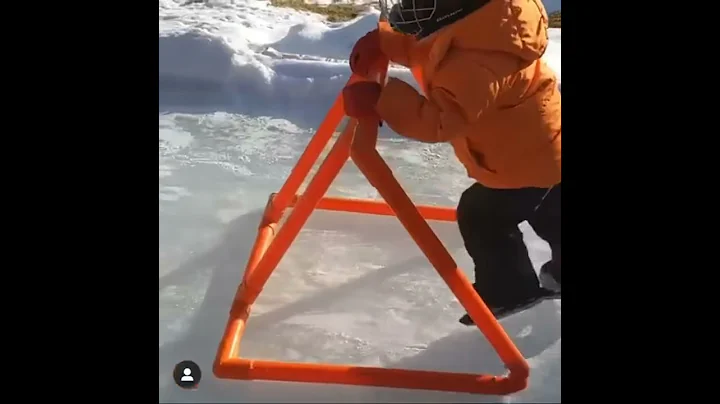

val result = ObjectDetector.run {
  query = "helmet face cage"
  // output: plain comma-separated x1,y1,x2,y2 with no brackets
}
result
379,0,437,37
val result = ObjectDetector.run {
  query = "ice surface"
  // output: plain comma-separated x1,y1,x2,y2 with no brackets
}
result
159,1,561,402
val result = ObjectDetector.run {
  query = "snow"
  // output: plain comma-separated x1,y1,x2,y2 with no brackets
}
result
159,0,561,402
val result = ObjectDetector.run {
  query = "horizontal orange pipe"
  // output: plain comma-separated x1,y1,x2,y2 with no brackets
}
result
214,359,526,395
288,195,457,222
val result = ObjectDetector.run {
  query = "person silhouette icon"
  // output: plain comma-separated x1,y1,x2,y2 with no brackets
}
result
181,368,194,382
173,360,202,389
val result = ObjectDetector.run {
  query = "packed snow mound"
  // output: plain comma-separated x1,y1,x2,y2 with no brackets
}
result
159,5,412,117
267,12,380,60
159,30,244,85
158,0,559,116
545,29,561,82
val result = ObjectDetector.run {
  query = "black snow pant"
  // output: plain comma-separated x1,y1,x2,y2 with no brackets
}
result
456,182,561,308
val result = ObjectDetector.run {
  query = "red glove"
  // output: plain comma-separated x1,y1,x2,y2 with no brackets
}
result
343,81,382,121
350,29,385,78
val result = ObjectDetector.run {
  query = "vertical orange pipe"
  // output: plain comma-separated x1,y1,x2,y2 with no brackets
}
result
239,121,357,306
215,224,277,369
215,309,250,363
270,75,363,220
235,224,277,304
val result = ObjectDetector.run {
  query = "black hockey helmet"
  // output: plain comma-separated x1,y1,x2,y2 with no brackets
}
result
379,0,491,39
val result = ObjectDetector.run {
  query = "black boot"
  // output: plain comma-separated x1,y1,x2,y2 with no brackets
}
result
458,230,558,325
529,185,561,293
539,260,561,293
459,283,559,325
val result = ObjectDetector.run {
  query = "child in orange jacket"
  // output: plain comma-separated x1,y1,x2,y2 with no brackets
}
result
343,0,561,323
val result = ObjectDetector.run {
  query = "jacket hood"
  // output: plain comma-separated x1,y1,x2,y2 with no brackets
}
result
442,0,549,63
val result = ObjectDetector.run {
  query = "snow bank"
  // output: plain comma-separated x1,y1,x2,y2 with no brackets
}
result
268,11,379,60
545,28,561,83
159,1,559,119
159,4,413,122
160,1,377,115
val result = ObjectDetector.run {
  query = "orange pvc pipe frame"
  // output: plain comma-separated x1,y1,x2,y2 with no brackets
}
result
213,54,530,395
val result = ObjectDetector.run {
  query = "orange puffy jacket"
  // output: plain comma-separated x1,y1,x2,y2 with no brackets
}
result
375,0,561,189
